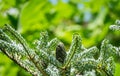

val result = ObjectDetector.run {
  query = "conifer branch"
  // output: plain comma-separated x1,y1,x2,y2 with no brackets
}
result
63,34,81,69
2,24,48,76
0,21,119,76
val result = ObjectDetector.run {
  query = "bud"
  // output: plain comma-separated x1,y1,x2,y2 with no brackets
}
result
56,42,66,63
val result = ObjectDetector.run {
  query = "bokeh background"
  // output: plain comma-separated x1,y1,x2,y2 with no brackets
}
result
0,0,120,76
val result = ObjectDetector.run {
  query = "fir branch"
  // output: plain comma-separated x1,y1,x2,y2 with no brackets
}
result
0,40,36,75
109,20,120,31
3,24,48,76
0,23,119,76
0,29,12,43
63,34,81,69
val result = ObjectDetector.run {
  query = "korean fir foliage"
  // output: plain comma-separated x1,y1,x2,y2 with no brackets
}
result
0,23,120,76
109,20,120,31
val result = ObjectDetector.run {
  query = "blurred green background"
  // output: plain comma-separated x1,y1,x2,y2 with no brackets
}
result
0,0,120,76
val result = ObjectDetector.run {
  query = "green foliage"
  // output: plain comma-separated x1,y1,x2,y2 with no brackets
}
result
0,0,120,76
0,0,120,47
115,63,120,76
110,20,120,31
0,24,120,76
